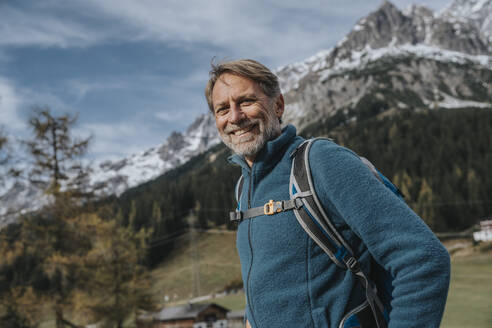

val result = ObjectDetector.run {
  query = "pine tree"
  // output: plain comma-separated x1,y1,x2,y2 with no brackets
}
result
0,220,46,328
416,178,436,230
25,106,91,197
151,201,164,236
128,200,138,229
75,214,156,328
22,107,92,328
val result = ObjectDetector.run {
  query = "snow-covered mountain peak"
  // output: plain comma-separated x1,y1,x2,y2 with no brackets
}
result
403,4,434,18
439,0,492,44
440,0,492,20
277,0,491,97
275,49,332,94
90,112,220,196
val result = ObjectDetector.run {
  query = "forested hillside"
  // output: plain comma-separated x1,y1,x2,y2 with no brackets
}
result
108,108,491,266
311,108,492,232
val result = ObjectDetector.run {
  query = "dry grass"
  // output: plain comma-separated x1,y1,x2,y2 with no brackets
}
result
149,230,242,306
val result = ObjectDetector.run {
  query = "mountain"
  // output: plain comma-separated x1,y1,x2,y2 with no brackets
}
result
1,0,491,226
277,0,492,128
90,113,221,196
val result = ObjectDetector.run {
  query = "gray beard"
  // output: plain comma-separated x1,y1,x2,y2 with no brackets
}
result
219,110,281,158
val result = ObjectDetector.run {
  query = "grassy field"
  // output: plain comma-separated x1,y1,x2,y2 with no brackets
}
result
158,233,492,328
153,232,492,327
150,229,242,304
441,243,492,328
33,232,491,327
31,231,492,328
205,247,492,328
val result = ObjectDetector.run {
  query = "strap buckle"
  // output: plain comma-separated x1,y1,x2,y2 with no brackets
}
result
264,200,283,215
345,256,361,273
229,211,243,222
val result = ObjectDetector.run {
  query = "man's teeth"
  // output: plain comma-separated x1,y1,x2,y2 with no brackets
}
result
233,126,253,135
235,130,247,136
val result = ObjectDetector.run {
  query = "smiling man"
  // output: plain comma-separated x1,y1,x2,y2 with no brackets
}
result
205,59,450,328
209,64,284,167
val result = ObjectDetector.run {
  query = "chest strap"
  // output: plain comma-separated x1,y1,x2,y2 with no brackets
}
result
229,198,305,222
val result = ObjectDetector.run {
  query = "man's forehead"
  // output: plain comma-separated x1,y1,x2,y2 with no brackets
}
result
214,73,258,94
218,73,245,85
216,73,233,86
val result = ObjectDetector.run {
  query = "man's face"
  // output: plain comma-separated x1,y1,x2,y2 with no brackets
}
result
211,73,284,165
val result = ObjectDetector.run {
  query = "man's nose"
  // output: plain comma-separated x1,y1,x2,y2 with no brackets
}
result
229,103,244,123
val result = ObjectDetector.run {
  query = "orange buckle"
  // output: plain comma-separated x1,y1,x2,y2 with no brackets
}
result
264,200,283,215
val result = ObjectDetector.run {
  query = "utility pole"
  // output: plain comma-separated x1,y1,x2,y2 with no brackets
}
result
189,210,201,298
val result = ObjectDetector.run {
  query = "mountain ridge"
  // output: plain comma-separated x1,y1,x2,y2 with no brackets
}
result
1,0,491,226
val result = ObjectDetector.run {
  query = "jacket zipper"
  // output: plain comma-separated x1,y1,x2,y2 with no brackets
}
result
246,167,258,327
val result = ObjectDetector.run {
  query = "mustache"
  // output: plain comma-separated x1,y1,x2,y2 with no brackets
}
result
223,119,259,134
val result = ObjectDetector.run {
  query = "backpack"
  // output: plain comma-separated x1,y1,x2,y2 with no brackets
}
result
230,138,404,328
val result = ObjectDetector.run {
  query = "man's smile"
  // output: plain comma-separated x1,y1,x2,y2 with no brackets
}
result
230,124,256,136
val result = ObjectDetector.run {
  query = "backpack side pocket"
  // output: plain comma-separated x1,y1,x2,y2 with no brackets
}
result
339,300,379,328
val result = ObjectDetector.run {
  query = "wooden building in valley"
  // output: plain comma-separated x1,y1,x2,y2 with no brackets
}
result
138,302,229,328
473,220,492,242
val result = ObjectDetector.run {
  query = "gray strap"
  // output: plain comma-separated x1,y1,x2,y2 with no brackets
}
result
235,175,244,204
229,198,304,222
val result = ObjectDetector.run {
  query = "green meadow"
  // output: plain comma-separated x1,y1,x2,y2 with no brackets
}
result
203,243,492,327
37,233,492,327
441,243,492,328
154,232,492,327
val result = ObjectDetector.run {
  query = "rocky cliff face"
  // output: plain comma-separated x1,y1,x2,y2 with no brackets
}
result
1,0,491,226
440,0,492,47
278,0,492,129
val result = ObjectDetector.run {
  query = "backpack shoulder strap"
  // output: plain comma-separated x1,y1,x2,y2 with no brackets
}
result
235,175,245,211
289,138,355,269
289,138,387,327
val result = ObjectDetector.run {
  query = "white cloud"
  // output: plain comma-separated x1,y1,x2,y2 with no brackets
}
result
155,108,204,122
0,4,107,48
0,77,84,135
65,79,126,101
79,0,376,64
155,111,177,122
0,77,24,131
0,1,454,64
81,0,452,66
77,121,163,160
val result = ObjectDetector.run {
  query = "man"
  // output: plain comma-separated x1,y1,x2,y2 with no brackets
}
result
205,59,450,328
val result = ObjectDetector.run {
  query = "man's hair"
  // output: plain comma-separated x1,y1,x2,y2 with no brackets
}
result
205,59,281,112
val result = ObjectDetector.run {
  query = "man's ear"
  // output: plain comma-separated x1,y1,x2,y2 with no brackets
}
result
275,94,285,118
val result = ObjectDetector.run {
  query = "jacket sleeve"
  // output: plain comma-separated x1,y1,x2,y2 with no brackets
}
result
309,141,450,328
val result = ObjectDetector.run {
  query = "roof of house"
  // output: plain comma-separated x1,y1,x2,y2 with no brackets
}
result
226,309,245,319
153,303,229,321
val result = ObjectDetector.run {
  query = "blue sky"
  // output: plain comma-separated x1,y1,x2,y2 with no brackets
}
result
0,0,451,161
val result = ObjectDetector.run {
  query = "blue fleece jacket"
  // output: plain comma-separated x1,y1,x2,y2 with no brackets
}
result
229,125,450,328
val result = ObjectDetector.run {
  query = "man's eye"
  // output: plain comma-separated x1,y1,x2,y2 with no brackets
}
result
241,99,254,106
216,107,228,115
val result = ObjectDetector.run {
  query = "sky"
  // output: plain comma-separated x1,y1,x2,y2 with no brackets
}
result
0,0,452,162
